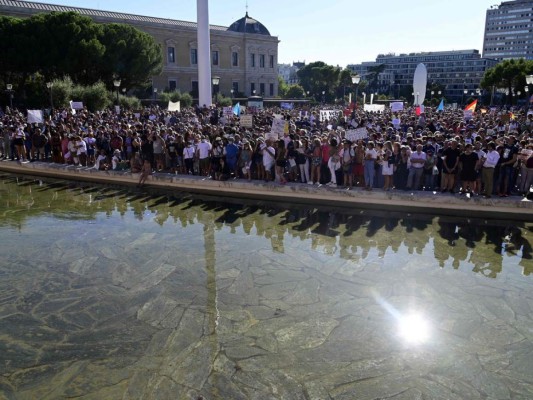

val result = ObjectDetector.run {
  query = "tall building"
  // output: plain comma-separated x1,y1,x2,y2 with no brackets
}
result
347,50,498,103
0,1,280,98
483,0,533,60
278,61,305,85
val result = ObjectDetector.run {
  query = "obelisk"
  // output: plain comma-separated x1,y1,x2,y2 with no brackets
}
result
197,0,212,107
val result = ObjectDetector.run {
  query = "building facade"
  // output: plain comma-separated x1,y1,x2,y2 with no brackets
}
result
277,62,305,85
348,50,498,103
483,0,533,60
0,0,280,98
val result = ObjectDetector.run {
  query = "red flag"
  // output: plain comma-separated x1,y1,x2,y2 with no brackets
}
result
415,106,421,116
464,99,477,112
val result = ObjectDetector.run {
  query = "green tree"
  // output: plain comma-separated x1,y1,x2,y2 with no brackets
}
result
278,75,289,98
366,64,386,92
284,84,305,99
481,59,533,103
98,23,162,89
297,61,341,102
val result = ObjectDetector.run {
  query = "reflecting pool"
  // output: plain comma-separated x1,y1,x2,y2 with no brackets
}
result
0,174,532,399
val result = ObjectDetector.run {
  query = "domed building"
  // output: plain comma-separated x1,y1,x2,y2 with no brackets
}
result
0,1,280,99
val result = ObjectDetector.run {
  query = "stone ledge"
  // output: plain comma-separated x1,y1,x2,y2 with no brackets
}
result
1,161,532,220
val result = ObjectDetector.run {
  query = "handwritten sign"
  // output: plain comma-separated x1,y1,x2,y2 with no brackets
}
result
240,115,253,128
270,117,287,139
391,102,404,112
345,127,368,142
319,109,341,122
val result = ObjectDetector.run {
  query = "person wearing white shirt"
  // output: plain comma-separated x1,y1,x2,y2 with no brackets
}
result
196,138,212,176
364,141,377,190
406,144,427,190
481,142,500,198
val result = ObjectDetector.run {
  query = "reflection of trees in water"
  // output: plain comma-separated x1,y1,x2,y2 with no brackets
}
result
1,176,531,279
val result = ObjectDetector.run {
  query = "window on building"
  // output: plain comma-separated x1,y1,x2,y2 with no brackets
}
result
269,83,274,96
232,81,239,94
251,82,256,95
260,83,265,95
169,80,177,91
260,54,265,68
191,49,198,65
232,51,239,67
212,50,219,66
191,81,199,97
168,47,175,64
251,53,256,67
269,55,274,68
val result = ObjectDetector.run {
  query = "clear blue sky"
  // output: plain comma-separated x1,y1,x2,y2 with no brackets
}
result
30,0,497,67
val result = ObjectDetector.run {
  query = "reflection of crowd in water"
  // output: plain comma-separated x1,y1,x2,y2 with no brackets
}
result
1,176,531,278
1,103,533,197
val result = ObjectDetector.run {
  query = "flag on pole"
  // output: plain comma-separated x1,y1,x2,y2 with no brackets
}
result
464,99,477,112
437,99,444,112
232,102,241,116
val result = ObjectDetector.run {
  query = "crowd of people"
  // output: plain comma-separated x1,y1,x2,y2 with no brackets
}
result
0,102,532,197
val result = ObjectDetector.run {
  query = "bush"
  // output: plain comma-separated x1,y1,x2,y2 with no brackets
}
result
180,92,193,108
50,77,74,109
118,94,141,110
215,94,232,107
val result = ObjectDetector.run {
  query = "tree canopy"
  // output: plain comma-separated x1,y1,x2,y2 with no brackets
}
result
480,59,533,93
0,12,162,90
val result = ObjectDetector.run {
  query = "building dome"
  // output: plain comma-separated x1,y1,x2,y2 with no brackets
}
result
227,12,270,35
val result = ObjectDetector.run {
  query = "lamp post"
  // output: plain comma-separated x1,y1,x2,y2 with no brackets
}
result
211,75,220,105
122,88,126,95
113,78,121,105
153,87,158,104
46,82,54,109
430,90,434,102
351,74,360,107
230,89,234,98
462,89,468,106
6,84,13,109
322,90,325,104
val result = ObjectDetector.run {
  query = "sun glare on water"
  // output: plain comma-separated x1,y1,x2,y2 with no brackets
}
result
398,313,431,344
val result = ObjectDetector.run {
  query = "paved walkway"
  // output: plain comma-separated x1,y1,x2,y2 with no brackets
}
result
0,160,532,221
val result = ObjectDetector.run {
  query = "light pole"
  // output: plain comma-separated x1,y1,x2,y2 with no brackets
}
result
351,74,360,107
211,75,220,105
46,82,54,109
113,78,121,105
6,84,13,109
322,90,325,104
122,88,126,95
230,89,234,98
430,90,434,102
153,87,158,104
463,89,468,106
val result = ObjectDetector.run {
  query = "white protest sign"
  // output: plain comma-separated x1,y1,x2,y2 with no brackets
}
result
391,102,404,112
345,127,368,142
115,105,121,114
240,115,253,128
223,106,233,117
69,101,84,110
270,117,287,139
363,104,385,113
168,101,180,112
464,110,473,120
27,110,43,124
319,110,341,122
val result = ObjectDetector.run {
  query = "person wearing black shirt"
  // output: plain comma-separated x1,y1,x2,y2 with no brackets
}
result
498,136,518,196
441,140,460,193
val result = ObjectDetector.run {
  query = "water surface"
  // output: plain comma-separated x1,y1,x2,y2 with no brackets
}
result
0,175,532,399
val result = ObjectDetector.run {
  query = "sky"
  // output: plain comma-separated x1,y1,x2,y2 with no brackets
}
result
27,0,498,67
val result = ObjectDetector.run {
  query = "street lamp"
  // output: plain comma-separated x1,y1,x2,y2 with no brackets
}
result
6,84,13,109
211,75,220,104
153,87,158,104
230,89,234,98
351,74,360,106
113,78,121,105
322,90,325,104
121,88,126,95
430,90,434,101
46,82,54,109
463,89,468,106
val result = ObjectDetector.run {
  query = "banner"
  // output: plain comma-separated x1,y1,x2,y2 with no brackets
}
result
464,110,473,120
345,127,368,142
280,102,294,110
69,101,84,110
390,102,404,112
240,115,253,128
168,101,180,112
269,117,287,140
363,104,385,113
27,109,43,124
319,109,341,122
